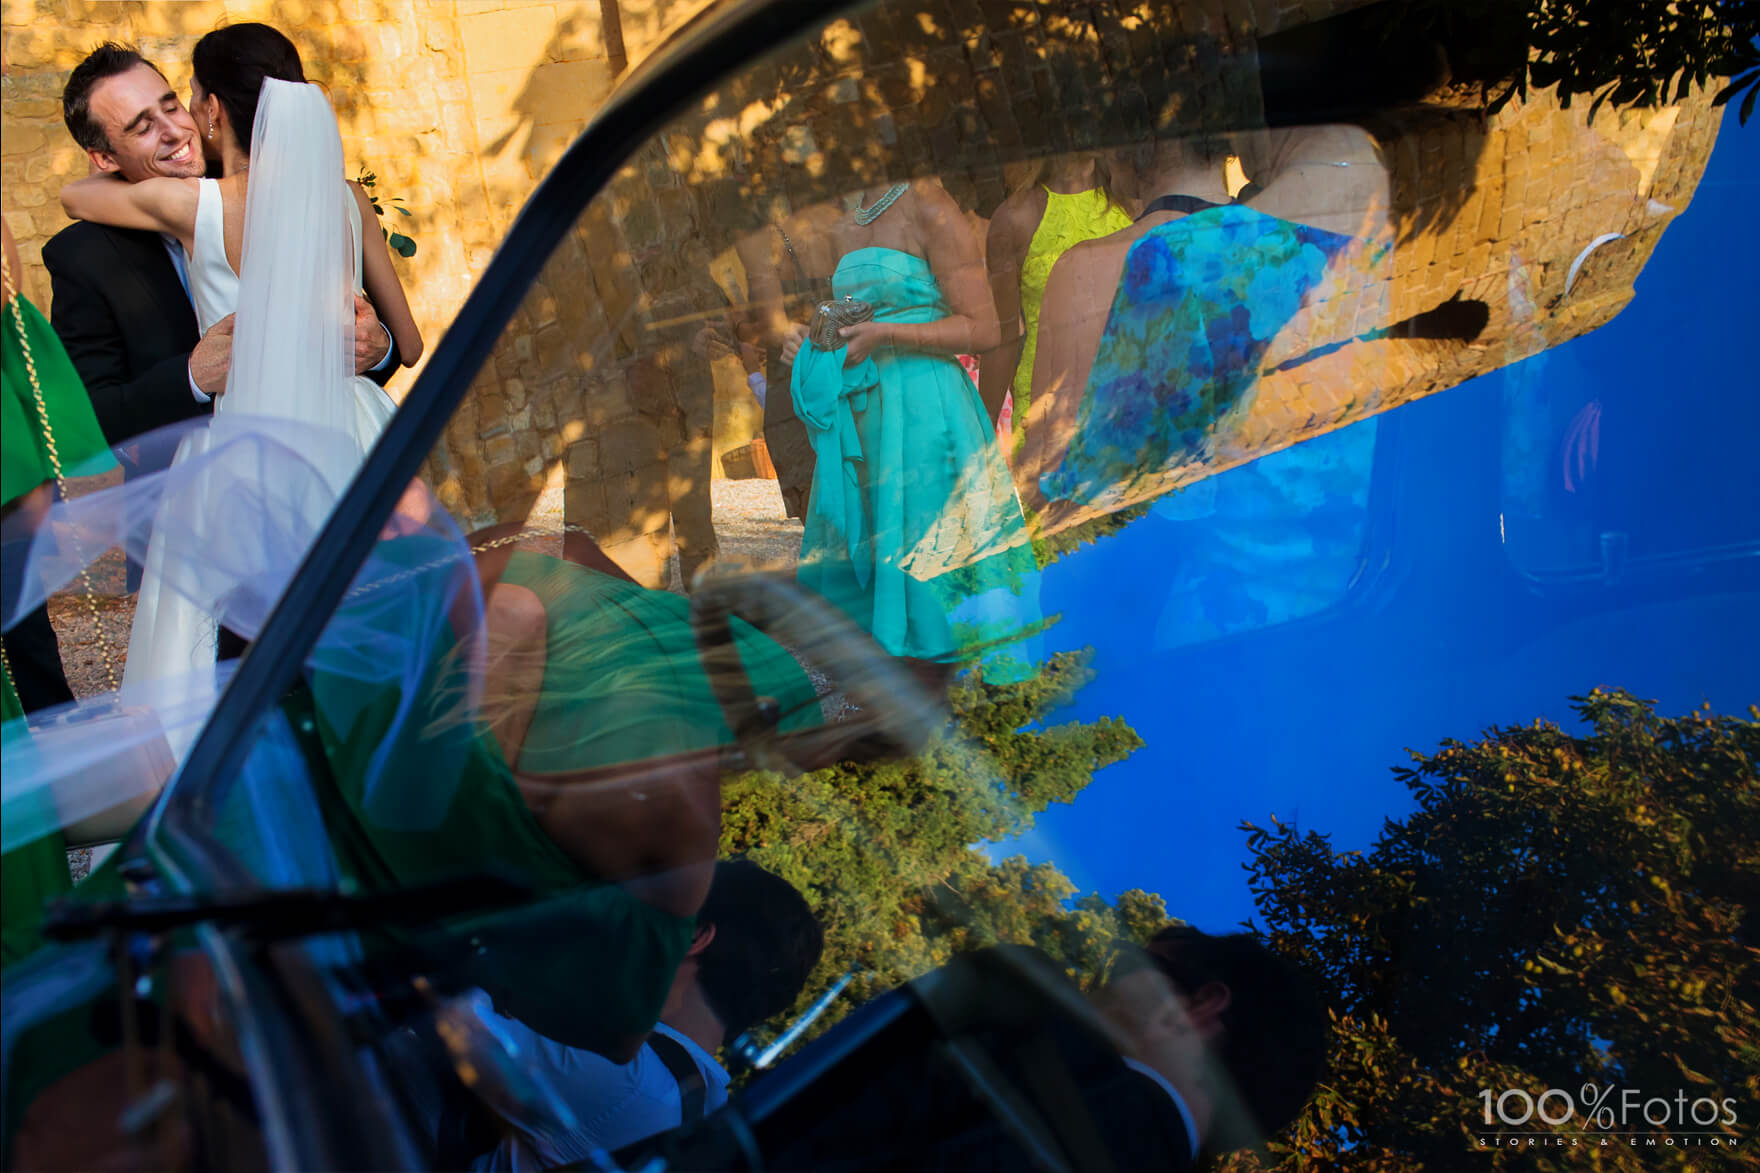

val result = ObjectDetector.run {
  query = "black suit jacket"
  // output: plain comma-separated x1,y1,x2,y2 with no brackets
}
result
41,220,403,448
637,946,1199,1173
42,221,205,446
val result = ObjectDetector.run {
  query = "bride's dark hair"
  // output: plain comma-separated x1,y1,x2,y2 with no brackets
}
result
191,23,306,155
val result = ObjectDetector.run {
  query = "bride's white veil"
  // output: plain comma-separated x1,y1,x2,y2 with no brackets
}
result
223,78,359,463
2,78,378,853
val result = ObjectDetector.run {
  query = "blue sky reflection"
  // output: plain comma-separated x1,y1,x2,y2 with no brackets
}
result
995,109,1759,931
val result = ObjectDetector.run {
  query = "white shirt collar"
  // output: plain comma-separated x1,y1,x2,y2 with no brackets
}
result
1122,1057,1202,1160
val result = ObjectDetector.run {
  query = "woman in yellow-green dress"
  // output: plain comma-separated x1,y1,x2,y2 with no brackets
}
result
1,218,116,965
981,156,1133,457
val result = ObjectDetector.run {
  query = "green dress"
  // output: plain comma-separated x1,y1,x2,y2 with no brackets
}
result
301,545,825,1051
1,291,115,967
503,550,825,773
3,538,829,1154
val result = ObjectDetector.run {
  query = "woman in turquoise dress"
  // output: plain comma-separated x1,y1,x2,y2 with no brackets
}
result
783,179,1040,684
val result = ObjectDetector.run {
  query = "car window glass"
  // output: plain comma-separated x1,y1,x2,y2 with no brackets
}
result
84,1,1750,1166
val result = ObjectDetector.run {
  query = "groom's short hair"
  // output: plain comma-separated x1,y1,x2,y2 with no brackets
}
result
64,42,160,153
1131,925,1329,1150
695,859,823,1041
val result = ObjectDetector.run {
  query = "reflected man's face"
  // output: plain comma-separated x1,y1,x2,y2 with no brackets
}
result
1092,964,1216,1095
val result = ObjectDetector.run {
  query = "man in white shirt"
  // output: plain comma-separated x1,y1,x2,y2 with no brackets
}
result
472,859,823,1169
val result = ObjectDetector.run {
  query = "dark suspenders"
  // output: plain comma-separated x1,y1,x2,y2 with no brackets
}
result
648,1031,709,1125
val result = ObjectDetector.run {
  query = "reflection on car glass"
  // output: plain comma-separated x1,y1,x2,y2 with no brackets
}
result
1151,416,1378,649
777,179,1043,683
3,0,1756,1169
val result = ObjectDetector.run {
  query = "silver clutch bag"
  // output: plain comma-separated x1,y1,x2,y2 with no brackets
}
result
808,295,875,350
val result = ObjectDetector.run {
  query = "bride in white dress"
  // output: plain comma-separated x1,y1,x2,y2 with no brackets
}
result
59,27,422,697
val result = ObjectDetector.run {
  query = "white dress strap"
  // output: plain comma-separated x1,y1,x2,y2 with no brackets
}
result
186,178,240,334
344,183,365,293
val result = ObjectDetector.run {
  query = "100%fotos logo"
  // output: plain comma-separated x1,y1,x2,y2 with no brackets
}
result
1480,1083,1738,1130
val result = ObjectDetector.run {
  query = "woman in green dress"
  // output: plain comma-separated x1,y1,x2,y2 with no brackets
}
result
0,486,835,1161
1,217,117,966
296,505,830,1056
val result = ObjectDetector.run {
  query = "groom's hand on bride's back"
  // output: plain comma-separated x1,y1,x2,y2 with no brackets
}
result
352,292,393,375
192,297,389,396
190,314,235,397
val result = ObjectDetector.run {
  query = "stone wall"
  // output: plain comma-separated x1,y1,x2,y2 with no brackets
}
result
1203,85,1723,526
3,0,1725,582
419,0,1394,582
1,0,697,384
418,0,1722,569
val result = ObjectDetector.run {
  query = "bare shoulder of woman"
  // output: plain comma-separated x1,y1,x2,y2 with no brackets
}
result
908,176,961,216
910,179,977,250
60,175,200,237
988,187,1049,252
346,179,377,218
1042,233,1132,323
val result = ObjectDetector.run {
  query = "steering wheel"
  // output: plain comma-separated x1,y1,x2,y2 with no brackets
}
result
688,569,947,774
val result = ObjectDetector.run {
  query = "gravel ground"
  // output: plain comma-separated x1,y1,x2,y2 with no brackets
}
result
48,477,807,699
707,477,804,572
705,479,857,724
46,479,135,883
43,474,837,881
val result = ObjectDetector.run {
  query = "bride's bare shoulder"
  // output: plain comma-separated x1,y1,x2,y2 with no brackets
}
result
346,180,376,214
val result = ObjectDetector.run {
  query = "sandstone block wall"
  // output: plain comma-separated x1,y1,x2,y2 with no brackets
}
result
420,0,1721,565
4,0,1724,582
2,0,696,384
1184,85,1722,529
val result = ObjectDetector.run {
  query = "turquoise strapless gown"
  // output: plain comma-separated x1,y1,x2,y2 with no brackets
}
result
1041,205,1352,505
792,247,1040,683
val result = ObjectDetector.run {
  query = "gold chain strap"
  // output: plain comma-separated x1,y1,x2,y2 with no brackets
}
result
0,622,17,702
346,522,601,601
3,252,119,691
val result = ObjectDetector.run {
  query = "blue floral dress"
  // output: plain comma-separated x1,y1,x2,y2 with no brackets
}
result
1041,205,1352,505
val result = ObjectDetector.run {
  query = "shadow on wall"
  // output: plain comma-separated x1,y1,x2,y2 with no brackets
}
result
421,0,1515,583
466,0,710,201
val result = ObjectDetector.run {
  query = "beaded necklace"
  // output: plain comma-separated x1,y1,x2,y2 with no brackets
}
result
848,182,909,226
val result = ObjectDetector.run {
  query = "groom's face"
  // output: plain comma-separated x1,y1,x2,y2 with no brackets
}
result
86,64,203,183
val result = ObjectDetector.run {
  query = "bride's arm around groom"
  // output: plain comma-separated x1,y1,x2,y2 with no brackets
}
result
59,169,423,379
44,41,417,448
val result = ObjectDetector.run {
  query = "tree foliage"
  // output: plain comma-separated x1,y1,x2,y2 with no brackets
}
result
1225,690,1760,1170
1379,0,1760,122
721,650,1159,1046
1032,502,1152,568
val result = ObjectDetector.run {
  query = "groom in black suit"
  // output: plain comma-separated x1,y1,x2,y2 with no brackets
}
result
8,43,401,708
48,43,402,451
